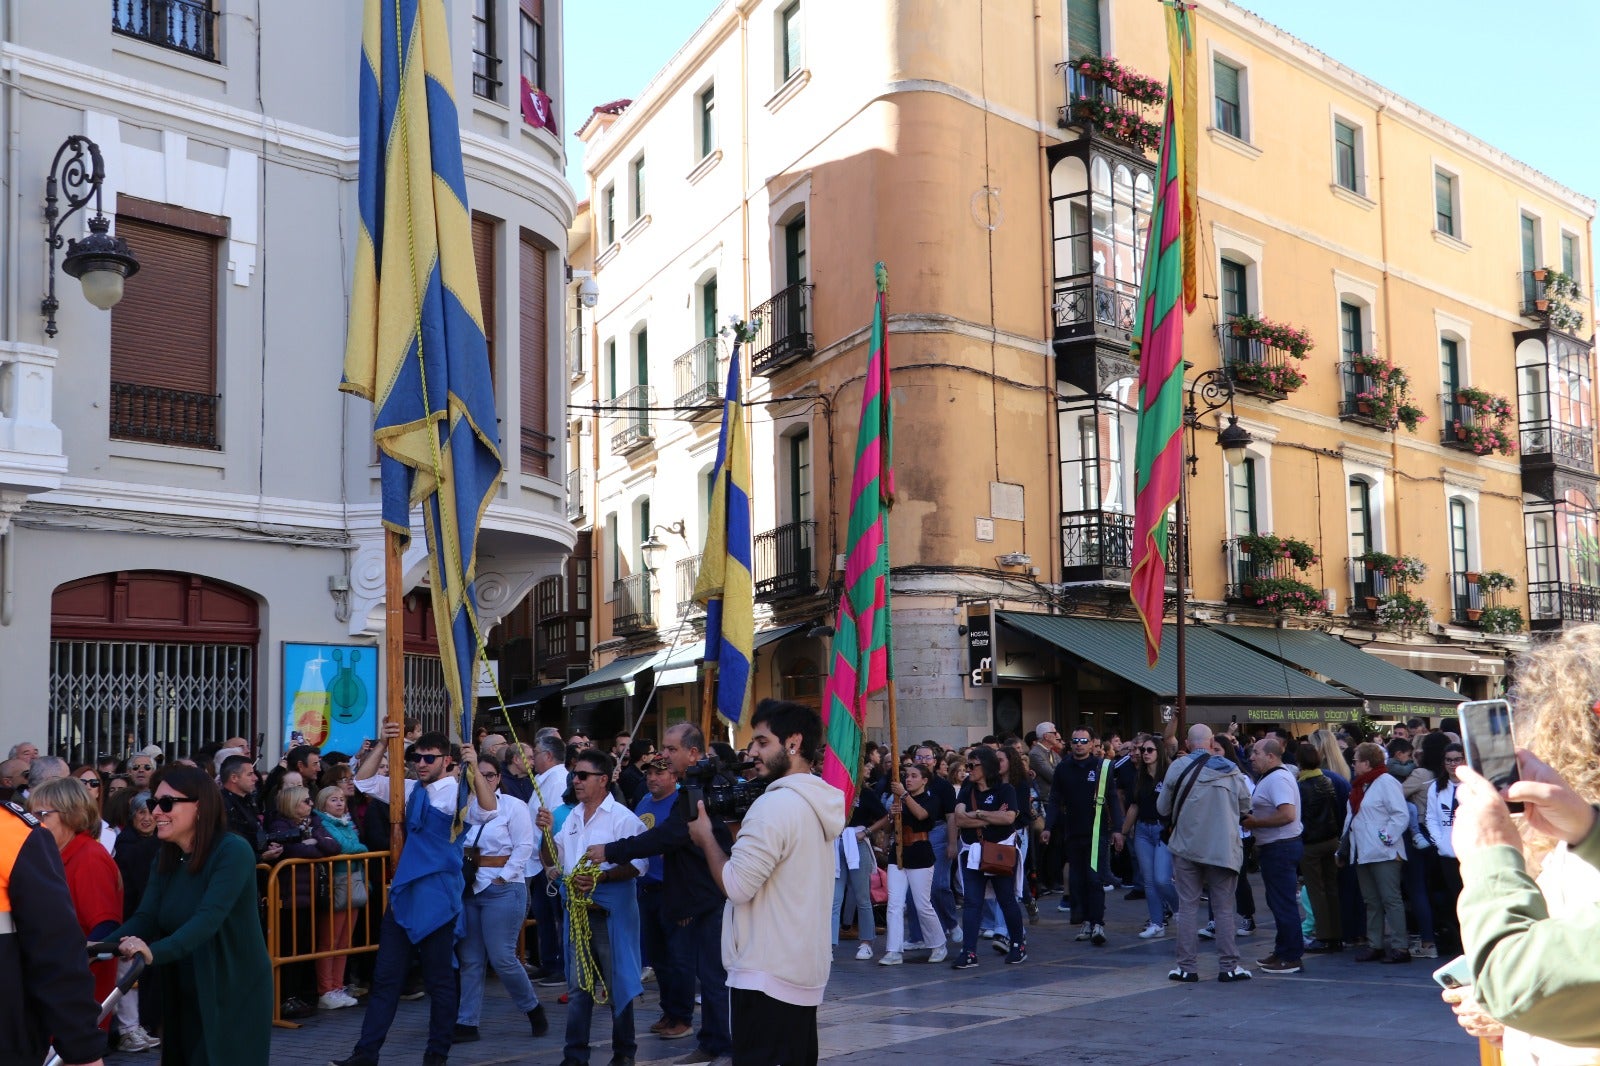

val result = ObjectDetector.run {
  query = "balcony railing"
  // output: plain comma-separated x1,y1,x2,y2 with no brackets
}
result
754,520,818,600
569,324,584,379
673,337,722,410
1348,559,1395,619
608,385,655,454
677,554,704,618
110,382,220,449
1057,63,1161,152
1519,270,1548,319
612,573,655,634
1218,323,1299,401
1060,509,1181,584
1520,418,1594,471
1528,581,1600,629
749,283,814,376
113,0,218,61
1052,274,1137,340
1337,361,1389,428
1450,572,1485,624
1440,392,1477,450
1222,536,1297,602
566,468,584,522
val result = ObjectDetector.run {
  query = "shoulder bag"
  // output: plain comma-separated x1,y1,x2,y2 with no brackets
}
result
1160,753,1211,845
979,836,1019,877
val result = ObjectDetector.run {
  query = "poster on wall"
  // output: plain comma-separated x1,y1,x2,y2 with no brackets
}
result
282,642,379,755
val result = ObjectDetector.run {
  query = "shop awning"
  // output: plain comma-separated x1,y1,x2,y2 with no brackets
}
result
1357,640,1506,679
1213,626,1464,719
651,623,812,689
997,613,1363,722
499,682,564,710
560,651,666,707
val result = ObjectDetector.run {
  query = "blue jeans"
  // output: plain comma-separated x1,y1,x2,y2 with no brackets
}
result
639,886,692,1025
961,866,1023,956
351,910,457,1061
831,834,876,945
529,870,564,971
458,881,538,1026
564,913,636,1064
1257,838,1305,963
1133,822,1179,926
1403,837,1435,943
679,907,732,1056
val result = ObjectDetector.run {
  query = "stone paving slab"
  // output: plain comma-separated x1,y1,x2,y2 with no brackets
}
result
103,891,1474,1064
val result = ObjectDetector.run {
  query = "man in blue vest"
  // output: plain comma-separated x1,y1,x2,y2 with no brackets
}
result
332,721,498,1066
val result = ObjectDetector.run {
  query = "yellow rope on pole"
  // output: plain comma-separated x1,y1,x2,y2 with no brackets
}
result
564,859,609,1004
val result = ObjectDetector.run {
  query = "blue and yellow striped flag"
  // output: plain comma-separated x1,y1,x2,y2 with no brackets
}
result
694,341,754,724
342,0,501,745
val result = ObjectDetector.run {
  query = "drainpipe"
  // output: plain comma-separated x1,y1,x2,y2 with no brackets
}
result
1032,0,1059,590
1375,104,1402,551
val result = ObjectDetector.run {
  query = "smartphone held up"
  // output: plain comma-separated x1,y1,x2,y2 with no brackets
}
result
1457,699,1523,813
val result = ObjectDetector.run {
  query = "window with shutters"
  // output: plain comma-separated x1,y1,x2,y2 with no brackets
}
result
1066,0,1102,60
519,0,544,91
472,214,498,388
519,230,552,476
1212,57,1245,140
109,199,224,450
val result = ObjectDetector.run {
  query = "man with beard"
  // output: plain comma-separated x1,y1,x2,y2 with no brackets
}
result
688,700,844,1066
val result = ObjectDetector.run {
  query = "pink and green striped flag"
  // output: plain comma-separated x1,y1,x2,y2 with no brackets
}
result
1130,4,1197,667
821,263,894,815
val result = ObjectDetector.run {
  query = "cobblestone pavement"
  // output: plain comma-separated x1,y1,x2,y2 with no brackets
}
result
107,890,1475,1064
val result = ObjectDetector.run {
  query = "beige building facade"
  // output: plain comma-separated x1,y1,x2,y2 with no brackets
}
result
554,0,1595,748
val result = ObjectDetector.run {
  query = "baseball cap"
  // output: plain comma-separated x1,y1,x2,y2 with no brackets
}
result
138,744,164,760
641,754,672,773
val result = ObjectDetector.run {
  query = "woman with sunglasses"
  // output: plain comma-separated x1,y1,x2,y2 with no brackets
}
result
1122,739,1179,938
112,764,273,1066
72,765,118,854
951,746,1026,969
107,787,163,1051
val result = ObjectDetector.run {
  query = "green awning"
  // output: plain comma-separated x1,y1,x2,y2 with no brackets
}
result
1212,626,1463,718
651,623,811,688
997,613,1363,721
560,651,666,707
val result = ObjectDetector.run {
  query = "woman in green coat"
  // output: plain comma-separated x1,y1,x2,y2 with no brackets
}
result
113,764,272,1065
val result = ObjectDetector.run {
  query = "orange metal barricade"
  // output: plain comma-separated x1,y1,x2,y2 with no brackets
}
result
261,852,393,1029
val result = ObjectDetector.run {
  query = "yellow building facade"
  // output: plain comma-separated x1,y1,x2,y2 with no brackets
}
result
556,0,1595,747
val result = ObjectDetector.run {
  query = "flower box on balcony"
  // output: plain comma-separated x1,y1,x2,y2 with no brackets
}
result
1478,604,1523,635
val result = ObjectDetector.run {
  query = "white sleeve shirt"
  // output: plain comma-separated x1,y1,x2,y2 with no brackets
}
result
465,792,535,891
354,774,495,824
527,765,571,817
552,794,648,880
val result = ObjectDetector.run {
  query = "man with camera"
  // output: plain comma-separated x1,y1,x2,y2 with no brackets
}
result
587,722,736,1065
687,700,845,1066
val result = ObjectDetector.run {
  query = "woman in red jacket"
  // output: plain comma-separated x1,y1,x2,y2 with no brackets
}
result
29,775,124,1016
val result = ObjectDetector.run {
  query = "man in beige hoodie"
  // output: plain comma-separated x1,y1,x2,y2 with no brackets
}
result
689,699,846,1066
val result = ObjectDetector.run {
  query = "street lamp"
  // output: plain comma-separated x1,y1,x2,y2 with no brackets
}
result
41,135,140,337
639,519,688,574
1172,368,1253,737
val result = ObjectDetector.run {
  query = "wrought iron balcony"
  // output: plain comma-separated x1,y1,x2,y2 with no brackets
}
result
608,385,655,455
1528,581,1600,630
754,520,818,600
566,468,584,522
1440,392,1478,451
1223,536,1297,602
1060,509,1181,586
749,283,814,376
1057,62,1161,153
1519,270,1550,319
110,382,220,449
1347,559,1395,619
673,337,722,410
113,0,218,61
1052,273,1137,342
677,554,704,618
612,572,655,634
1520,418,1594,472
1218,323,1301,401
1337,361,1390,429
1450,572,1485,624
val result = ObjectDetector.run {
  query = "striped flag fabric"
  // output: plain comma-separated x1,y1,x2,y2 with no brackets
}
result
1129,3,1198,667
820,264,895,814
342,0,502,743
693,339,755,724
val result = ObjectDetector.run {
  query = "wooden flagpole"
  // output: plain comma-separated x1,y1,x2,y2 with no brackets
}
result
385,528,406,860
700,663,717,744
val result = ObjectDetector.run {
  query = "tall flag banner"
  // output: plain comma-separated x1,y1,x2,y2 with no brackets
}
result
693,339,755,724
820,264,895,814
343,0,502,744
1129,2,1197,667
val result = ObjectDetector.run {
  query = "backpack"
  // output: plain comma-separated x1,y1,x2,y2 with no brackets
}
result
1298,773,1341,845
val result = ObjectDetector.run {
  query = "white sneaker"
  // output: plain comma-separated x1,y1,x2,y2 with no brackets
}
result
641,966,655,983
1138,922,1166,939
979,929,996,939
927,944,948,964
877,951,903,966
1198,920,1217,940
902,941,927,951
855,942,874,961
318,991,352,1011
119,1026,160,1052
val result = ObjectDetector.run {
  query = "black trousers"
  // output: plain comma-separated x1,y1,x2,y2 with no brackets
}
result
1065,836,1106,925
731,987,818,1066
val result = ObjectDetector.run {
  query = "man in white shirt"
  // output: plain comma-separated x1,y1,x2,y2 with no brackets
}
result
455,753,548,1043
527,734,572,984
537,749,647,1066
1245,738,1304,975
331,723,496,1066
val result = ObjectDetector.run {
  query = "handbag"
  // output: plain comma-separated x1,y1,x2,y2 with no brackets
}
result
1161,753,1210,845
1335,830,1353,867
978,838,1019,877
333,866,369,910
462,824,487,895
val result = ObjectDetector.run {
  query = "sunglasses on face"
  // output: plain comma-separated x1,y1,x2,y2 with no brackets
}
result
408,753,444,765
570,770,607,782
1070,738,1092,745
150,795,198,813
79,778,101,788
1140,747,1158,754
130,764,154,772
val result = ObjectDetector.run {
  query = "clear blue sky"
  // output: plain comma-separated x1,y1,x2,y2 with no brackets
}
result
563,0,1598,274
